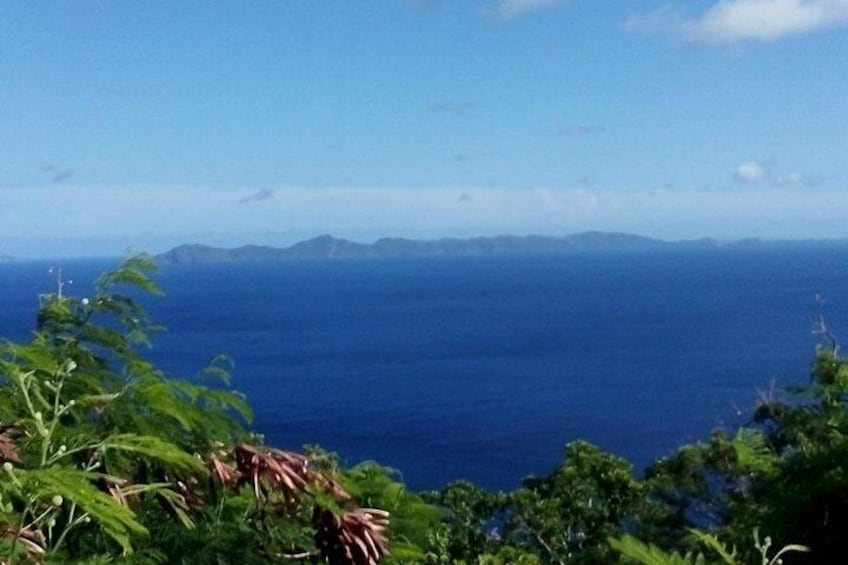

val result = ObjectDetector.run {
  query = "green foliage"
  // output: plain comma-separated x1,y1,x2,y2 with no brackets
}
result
0,255,245,560
610,534,710,565
0,255,412,563
11,466,148,554
610,528,809,565
508,441,644,563
728,429,777,479
0,254,845,564
426,347,845,564
341,461,442,562
731,347,848,563
97,434,207,476
422,442,644,563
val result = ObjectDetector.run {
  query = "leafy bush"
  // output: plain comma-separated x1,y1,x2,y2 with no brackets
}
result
0,256,435,563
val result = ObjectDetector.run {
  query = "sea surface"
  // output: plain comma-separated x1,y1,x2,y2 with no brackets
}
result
2,248,847,491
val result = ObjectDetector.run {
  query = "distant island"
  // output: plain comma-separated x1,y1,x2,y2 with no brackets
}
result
157,232,847,264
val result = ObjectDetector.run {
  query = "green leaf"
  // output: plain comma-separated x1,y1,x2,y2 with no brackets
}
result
153,486,196,530
3,342,61,375
200,354,235,385
731,429,777,477
609,535,702,565
19,466,148,554
689,530,737,565
99,434,206,475
96,255,162,296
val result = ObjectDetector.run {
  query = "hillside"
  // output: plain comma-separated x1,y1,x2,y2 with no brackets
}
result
157,231,723,264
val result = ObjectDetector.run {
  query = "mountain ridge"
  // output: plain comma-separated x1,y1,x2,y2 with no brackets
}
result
155,231,843,264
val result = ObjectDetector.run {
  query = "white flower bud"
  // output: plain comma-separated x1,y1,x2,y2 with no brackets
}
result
80,298,90,306
2,462,13,472
51,495,63,506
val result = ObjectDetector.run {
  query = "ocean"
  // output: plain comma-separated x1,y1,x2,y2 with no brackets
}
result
1,247,846,491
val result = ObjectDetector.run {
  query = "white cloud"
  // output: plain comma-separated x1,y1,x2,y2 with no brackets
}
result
691,0,848,43
489,0,564,22
733,161,768,183
626,0,848,43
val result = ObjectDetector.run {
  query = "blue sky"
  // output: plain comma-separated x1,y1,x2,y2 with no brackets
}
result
1,1,847,257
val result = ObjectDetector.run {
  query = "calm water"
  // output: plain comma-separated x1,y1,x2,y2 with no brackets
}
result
2,248,846,490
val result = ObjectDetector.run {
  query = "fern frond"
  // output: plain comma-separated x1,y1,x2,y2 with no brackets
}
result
609,535,704,565
731,429,777,477
19,466,148,554
99,434,206,475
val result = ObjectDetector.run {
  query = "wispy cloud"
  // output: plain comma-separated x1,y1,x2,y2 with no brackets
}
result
733,161,767,183
42,165,74,184
692,0,848,43
3,183,848,257
773,171,821,187
238,189,275,204
488,0,565,22
51,170,74,183
732,161,822,187
626,0,848,44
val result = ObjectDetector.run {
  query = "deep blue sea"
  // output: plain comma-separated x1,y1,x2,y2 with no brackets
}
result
2,248,847,491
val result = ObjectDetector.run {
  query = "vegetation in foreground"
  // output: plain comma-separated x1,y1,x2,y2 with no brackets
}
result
0,256,844,563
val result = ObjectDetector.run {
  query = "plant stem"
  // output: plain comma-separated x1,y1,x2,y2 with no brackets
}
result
41,377,65,466
51,502,79,554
